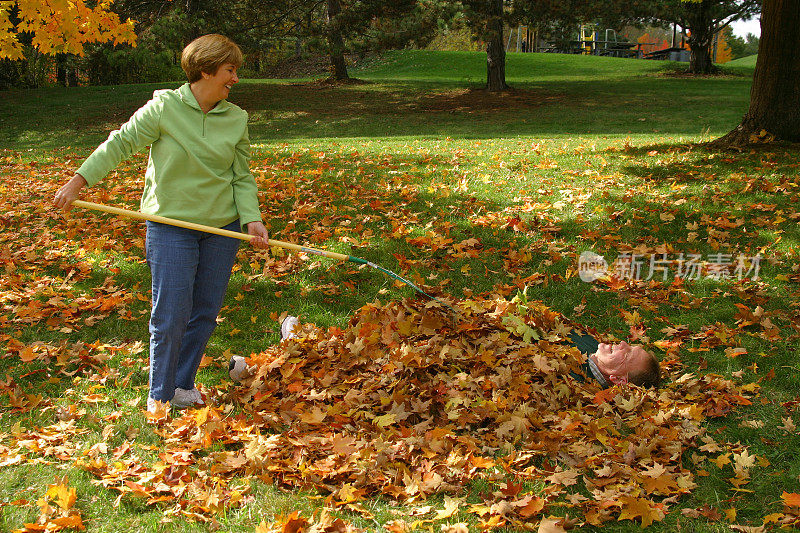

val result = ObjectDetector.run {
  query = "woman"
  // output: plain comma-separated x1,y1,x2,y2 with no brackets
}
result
54,34,269,413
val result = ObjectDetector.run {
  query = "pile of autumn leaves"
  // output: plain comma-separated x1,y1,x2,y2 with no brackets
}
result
142,295,761,530
5,291,796,530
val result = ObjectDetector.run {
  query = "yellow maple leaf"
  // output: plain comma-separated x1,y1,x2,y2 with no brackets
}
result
733,449,756,470
337,484,364,504
194,406,210,425
617,496,664,527
373,413,397,428
46,481,76,510
714,453,731,469
299,406,327,425
434,496,462,520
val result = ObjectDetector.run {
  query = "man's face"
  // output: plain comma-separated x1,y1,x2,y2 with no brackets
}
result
593,341,651,384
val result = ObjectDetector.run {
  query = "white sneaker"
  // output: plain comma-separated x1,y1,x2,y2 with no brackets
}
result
147,397,169,414
228,316,299,384
281,316,300,340
172,387,203,409
229,355,249,382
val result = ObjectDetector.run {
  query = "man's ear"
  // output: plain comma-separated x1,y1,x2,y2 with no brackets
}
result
609,374,629,385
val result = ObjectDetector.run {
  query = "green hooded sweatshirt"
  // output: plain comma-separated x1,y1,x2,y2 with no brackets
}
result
77,83,261,231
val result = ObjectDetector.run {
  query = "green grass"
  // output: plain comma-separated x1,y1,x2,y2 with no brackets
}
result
0,50,752,150
726,54,758,67
2,50,799,532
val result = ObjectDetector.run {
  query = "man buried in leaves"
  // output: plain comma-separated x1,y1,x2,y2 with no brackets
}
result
228,297,661,408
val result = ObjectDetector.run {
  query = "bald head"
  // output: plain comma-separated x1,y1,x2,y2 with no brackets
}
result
592,342,660,388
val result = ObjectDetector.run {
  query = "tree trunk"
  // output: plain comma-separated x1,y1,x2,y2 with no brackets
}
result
486,0,508,91
326,0,349,81
55,54,78,87
685,0,718,74
0,59,20,89
184,0,202,41
56,54,67,87
66,64,78,87
688,38,714,74
295,24,303,59
713,0,800,147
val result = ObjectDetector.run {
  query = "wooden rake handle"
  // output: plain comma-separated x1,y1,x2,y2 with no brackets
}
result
71,200,350,262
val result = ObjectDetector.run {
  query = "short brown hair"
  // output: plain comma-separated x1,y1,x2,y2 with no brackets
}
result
181,34,243,83
629,353,661,388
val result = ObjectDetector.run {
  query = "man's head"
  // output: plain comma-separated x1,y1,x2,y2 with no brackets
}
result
592,341,661,388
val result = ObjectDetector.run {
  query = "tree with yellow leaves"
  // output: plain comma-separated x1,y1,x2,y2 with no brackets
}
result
0,0,136,60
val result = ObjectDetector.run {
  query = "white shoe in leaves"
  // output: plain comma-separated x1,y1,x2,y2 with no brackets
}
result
146,397,170,414
172,387,204,409
281,316,300,341
229,356,249,383
229,316,300,384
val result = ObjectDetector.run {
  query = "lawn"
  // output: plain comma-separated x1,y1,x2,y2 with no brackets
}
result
1,50,799,532
726,54,758,68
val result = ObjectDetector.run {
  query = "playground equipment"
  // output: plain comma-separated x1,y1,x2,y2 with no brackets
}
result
504,23,694,61
506,23,639,57
506,25,536,53
579,25,640,57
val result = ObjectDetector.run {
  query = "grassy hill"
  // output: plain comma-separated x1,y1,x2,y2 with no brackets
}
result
726,54,758,67
1,50,756,150
356,49,668,83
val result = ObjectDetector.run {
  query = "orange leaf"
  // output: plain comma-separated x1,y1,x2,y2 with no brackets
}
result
51,514,85,530
782,492,800,508
281,511,309,533
518,496,545,518
617,496,664,527
469,455,495,469
18,346,38,362
537,517,566,533
592,387,618,405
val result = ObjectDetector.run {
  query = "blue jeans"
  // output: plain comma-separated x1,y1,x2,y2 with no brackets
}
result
145,219,241,402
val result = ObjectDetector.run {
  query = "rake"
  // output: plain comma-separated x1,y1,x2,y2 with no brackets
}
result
71,200,458,315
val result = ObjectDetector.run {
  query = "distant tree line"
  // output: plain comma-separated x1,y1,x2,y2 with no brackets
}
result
1,0,761,90
1,0,458,88
726,31,760,58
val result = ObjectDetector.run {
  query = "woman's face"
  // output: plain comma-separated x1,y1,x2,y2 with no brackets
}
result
205,63,239,101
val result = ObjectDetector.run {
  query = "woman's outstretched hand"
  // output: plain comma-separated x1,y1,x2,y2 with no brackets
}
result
54,174,87,211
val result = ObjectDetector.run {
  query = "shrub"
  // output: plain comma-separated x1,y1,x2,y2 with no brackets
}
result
425,27,483,52
84,46,183,85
